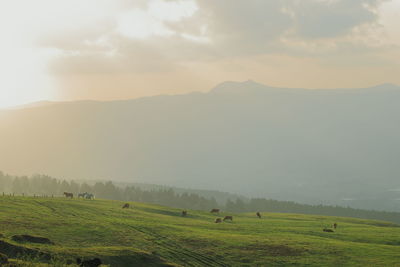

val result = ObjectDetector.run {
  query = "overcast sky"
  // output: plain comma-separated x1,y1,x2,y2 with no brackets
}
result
1,0,399,107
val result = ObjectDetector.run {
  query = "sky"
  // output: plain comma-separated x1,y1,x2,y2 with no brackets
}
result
0,0,400,108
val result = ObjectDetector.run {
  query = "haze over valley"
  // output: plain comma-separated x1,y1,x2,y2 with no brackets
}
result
2,80,399,211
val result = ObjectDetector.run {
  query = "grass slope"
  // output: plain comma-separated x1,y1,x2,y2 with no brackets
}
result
0,196,400,266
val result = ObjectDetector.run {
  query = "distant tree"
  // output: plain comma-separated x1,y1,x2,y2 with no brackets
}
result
70,180,80,194
93,182,106,197
225,199,236,212
60,180,71,194
103,181,120,199
0,171,5,191
12,177,29,194
142,191,155,203
80,183,92,193
11,177,21,194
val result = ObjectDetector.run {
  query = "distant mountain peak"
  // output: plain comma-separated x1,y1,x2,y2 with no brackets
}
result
214,79,267,88
210,80,400,95
210,80,274,94
369,83,399,90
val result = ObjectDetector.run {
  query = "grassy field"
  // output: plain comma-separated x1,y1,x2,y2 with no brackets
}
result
0,196,400,266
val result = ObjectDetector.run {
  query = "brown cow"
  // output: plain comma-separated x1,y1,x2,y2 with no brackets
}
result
223,216,233,221
333,223,337,229
256,212,261,219
122,203,130,209
63,192,73,199
182,210,187,217
210,209,220,213
215,218,222,223
323,228,334,233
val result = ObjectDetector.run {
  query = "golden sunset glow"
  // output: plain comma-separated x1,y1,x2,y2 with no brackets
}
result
0,0,399,108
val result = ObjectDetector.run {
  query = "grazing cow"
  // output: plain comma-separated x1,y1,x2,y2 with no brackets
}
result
256,212,261,219
333,223,337,229
85,193,94,200
182,210,187,217
210,209,220,213
323,228,334,233
76,258,102,267
223,216,233,221
63,192,73,199
78,192,87,198
122,203,130,209
215,218,222,223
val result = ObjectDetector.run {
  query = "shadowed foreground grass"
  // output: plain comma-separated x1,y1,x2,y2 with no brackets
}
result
1,196,400,266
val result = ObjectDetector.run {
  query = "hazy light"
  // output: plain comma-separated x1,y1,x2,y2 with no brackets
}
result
379,1,400,45
117,9,175,39
148,0,198,22
117,0,198,39
0,0,119,108
0,0,399,108
0,47,56,108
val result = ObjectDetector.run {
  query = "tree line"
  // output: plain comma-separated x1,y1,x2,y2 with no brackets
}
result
1,171,400,223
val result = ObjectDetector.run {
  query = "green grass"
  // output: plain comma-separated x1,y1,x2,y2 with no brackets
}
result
1,196,400,266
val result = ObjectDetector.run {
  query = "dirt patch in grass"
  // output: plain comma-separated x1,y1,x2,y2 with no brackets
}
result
11,235,54,245
243,243,306,256
0,252,8,264
181,238,221,249
105,253,177,267
0,240,51,261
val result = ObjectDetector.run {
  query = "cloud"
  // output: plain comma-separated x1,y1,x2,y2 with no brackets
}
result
39,0,398,87
116,0,198,39
189,0,389,55
48,0,388,58
2,0,398,108
292,0,384,39
194,0,292,54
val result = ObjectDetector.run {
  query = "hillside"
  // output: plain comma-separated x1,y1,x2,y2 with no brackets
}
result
3,172,400,224
1,81,400,210
1,196,400,266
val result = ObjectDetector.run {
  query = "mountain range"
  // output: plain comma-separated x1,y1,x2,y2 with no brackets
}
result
1,80,400,211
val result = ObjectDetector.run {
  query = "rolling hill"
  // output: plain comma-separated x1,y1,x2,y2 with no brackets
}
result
1,81,400,210
0,196,400,266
